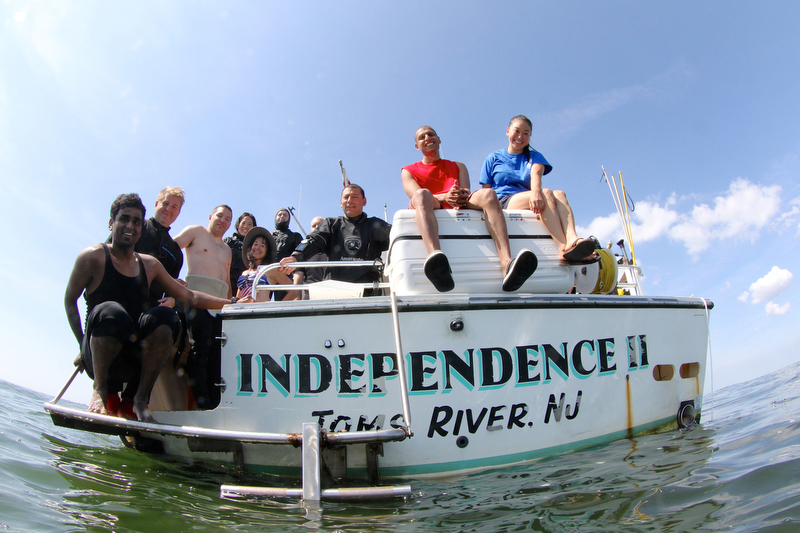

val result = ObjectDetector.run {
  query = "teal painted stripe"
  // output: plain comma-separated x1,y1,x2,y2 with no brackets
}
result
232,414,682,479
376,415,678,477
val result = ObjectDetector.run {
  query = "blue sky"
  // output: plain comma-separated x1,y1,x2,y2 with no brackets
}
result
1,2,798,403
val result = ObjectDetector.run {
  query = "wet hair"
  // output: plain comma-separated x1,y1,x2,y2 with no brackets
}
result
110,193,146,220
213,204,233,216
156,186,185,207
342,184,365,198
236,212,257,232
508,115,534,161
246,235,268,269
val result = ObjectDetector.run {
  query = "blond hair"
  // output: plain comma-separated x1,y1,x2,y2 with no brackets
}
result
156,186,186,207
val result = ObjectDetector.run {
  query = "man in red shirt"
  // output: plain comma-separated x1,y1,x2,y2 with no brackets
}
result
401,125,537,292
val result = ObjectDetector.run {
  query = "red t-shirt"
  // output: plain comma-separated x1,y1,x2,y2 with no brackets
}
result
403,159,460,208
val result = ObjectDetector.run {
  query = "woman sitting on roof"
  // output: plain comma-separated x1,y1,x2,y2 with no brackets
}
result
236,227,300,302
480,114,597,263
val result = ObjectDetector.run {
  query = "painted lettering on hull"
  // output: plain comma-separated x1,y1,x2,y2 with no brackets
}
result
234,335,649,397
307,390,584,439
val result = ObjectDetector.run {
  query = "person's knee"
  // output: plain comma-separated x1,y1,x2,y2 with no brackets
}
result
412,188,435,209
146,324,173,344
552,189,569,203
470,188,500,209
541,188,556,200
89,335,124,360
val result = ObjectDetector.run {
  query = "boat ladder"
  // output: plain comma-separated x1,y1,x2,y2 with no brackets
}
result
220,422,412,501
221,287,415,502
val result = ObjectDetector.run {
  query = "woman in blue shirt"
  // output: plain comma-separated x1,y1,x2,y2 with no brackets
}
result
480,115,596,263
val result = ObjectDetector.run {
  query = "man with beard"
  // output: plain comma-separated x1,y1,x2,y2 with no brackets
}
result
272,208,303,299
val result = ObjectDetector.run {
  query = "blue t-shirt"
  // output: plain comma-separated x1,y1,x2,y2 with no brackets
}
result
479,148,552,199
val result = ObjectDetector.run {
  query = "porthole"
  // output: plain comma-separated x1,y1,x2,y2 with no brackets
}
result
680,362,700,379
653,364,675,381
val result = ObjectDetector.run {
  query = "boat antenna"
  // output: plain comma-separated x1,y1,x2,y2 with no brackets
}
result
384,203,388,222
601,166,636,265
339,159,351,188
286,206,307,237
619,172,637,265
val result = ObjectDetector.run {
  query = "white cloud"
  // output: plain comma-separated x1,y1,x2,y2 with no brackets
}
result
737,291,749,303
579,178,785,258
577,213,621,248
765,302,791,316
670,178,781,256
630,199,680,242
745,266,793,304
775,197,800,235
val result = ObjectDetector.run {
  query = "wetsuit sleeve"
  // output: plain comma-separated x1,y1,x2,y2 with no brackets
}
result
368,220,392,258
291,220,331,261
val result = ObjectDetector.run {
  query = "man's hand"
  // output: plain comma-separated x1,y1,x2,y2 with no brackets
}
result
279,256,298,275
158,297,176,308
445,184,469,208
73,353,85,373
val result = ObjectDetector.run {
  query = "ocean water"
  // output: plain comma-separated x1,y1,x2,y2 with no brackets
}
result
2,362,800,533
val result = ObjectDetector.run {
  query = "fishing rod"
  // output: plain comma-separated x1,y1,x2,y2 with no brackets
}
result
339,160,351,188
618,172,636,265
286,206,308,237
601,166,636,265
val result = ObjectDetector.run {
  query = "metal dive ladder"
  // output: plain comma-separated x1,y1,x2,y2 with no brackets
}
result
221,286,415,501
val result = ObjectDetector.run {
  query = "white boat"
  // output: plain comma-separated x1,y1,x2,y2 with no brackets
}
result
46,208,712,501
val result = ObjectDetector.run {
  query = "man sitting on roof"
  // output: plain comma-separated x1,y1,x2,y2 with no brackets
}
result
401,125,538,292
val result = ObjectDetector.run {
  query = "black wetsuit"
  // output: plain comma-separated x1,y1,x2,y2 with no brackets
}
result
272,222,303,300
81,245,180,392
107,217,183,306
304,252,328,284
84,245,149,321
272,227,303,261
224,231,246,291
291,213,391,283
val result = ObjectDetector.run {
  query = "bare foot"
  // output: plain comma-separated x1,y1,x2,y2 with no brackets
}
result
133,401,155,423
88,390,109,415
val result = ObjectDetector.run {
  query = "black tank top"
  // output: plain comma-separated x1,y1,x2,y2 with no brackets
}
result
85,244,149,320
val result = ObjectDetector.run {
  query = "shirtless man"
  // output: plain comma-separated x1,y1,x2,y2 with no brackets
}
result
401,125,537,292
64,194,230,421
174,205,233,408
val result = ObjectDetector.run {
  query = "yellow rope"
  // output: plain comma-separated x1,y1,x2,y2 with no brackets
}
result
593,249,617,294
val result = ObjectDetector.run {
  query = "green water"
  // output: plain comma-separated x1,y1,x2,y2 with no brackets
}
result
2,362,800,532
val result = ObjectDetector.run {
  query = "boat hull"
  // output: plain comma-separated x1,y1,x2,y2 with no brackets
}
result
145,293,710,478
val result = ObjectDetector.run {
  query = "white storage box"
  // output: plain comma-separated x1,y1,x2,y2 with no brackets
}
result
386,209,573,295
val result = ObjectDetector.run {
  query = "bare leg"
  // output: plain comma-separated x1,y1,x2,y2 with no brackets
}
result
134,325,173,422
88,336,123,415
467,188,512,271
410,189,441,254
507,190,584,256
552,190,579,250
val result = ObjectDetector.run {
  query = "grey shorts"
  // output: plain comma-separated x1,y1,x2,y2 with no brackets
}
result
498,195,515,209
